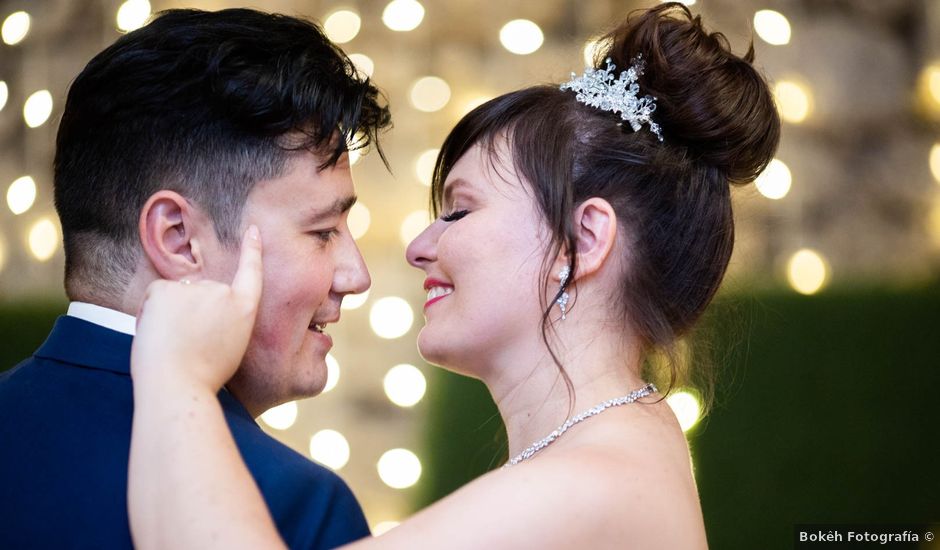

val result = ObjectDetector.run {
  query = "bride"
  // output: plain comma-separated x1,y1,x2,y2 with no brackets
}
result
128,3,779,548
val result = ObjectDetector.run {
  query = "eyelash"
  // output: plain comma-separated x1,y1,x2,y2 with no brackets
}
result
441,209,469,222
312,229,340,243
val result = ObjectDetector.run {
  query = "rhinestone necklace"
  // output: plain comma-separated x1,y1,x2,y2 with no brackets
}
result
504,383,658,467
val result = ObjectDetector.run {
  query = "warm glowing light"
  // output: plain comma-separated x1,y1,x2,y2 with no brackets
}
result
753,10,791,46
348,53,374,78
382,0,425,32
916,64,940,117
582,38,603,67
666,391,702,432
369,297,414,339
383,364,427,407
786,249,829,295
415,149,439,186
260,401,298,430
774,81,812,124
924,64,940,107
0,81,8,112
928,199,940,248
323,353,340,393
348,202,370,240
341,289,370,310
499,19,544,55
399,210,430,246
755,159,792,200
116,0,151,32
23,90,53,128
930,143,940,184
2,11,30,45
324,10,361,44
7,176,37,215
309,429,350,470
373,521,400,536
377,448,421,489
409,76,451,113
28,217,59,261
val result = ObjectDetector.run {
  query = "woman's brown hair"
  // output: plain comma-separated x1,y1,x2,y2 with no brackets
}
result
430,2,780,408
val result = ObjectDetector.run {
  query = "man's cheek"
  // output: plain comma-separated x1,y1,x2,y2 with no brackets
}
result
249,311,296,353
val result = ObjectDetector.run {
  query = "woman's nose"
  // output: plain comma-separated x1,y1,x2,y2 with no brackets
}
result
406,220,440,269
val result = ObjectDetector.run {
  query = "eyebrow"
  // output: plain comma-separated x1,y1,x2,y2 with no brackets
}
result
303,195,358,224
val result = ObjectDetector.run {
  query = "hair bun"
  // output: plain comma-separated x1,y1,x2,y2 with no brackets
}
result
599,2,780,183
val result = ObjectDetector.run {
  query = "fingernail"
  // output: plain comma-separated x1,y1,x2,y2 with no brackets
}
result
247,225,259,241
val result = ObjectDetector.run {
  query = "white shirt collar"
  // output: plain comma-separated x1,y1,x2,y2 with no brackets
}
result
67,301,137,336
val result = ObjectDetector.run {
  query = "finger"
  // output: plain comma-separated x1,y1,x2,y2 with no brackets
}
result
231,225,263,307
135,280,161,322
135,298,147,332
135,279,164,331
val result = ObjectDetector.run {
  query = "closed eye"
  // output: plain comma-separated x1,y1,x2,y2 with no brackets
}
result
311,229,340,243
441,209,469,222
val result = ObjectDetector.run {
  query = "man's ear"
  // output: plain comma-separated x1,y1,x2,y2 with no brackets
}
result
138,191,209,281
565,197,618,282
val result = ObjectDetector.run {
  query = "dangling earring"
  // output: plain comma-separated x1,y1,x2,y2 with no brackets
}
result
556,266,570,320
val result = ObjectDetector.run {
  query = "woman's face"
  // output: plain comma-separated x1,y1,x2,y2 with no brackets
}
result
405,140,552,376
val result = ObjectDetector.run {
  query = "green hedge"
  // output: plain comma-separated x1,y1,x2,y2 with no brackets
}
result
0,301,67,374
5,288,938,548
416,285,940,548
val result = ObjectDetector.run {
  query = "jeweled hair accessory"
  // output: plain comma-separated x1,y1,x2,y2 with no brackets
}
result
560,56,663,142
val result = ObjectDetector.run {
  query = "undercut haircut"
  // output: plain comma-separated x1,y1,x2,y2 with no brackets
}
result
54,8,390,302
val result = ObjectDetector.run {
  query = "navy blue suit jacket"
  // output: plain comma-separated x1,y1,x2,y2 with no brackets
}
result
0,315,370,549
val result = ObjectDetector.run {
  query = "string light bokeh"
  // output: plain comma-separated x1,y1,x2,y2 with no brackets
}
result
1,0,938,529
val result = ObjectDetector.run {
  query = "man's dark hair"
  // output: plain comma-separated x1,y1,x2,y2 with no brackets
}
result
54,8,390,302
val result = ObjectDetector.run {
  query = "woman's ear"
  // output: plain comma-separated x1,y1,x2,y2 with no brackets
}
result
569,197,618,282
138,191,210,281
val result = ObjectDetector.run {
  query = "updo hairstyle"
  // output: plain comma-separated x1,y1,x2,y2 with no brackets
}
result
430,2,781,401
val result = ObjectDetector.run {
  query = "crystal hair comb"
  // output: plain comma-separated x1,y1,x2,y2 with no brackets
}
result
560,56,663,142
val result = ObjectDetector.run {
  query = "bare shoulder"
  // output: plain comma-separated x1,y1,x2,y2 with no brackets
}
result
495,401,709,548
352,417,708,550
566,400,709,547
519,441,708,549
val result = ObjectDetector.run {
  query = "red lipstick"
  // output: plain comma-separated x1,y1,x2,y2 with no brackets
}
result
423,278,454,309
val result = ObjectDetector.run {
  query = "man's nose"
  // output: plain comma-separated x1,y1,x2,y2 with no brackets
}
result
335,234,371,295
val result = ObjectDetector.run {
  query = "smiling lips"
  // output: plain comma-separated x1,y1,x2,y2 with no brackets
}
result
308,316,338,333
306,327,333,349
308,315,339,348
424,278,454,308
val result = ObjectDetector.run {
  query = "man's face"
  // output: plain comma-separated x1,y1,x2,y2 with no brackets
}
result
209,150,370,416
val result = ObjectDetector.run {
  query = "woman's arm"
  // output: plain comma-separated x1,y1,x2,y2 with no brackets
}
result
128,226,286,550
341,445,707,550
127,227,705,549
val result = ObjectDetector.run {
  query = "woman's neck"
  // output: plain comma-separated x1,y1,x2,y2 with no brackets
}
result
480,319,647,461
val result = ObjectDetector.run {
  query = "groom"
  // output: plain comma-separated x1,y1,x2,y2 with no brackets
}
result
0,9,389,549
